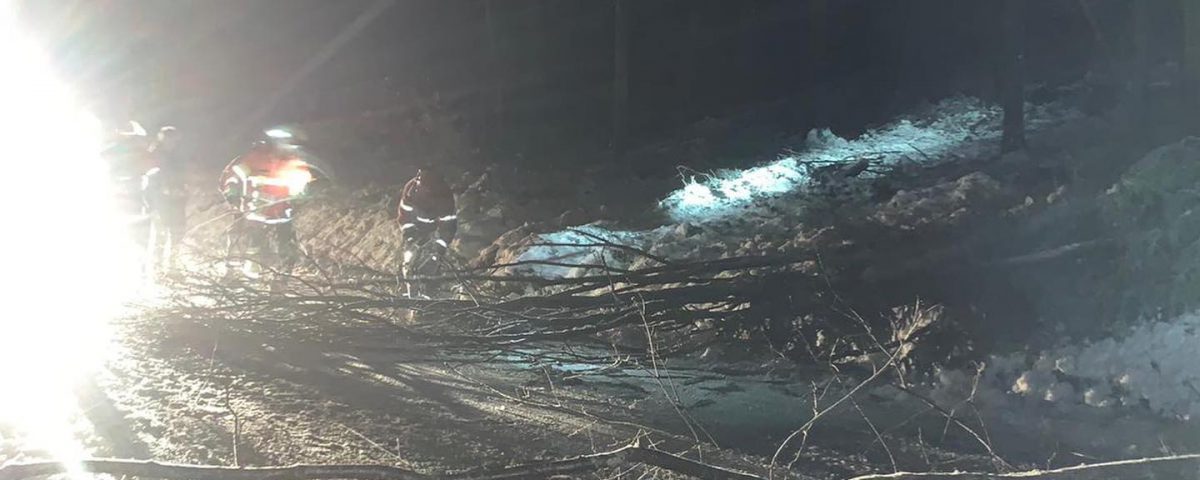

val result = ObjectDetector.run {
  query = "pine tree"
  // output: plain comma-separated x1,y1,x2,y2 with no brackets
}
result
1000,0,1026,153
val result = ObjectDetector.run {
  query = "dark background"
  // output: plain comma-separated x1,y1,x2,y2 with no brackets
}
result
15,0,1181,175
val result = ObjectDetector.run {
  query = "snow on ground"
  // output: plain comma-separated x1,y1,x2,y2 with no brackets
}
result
507,225,667,279
937,311,1200,421
509,97,1079,279
660,97,1077,224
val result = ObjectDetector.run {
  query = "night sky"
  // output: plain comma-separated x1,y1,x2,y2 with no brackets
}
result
14,1,1178,171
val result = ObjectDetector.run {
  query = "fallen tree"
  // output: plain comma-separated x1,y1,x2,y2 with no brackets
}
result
165,242,950,368
0,442,764,480
7,448,1200,480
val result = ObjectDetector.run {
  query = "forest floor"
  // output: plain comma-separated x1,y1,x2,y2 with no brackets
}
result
7,84,1200,479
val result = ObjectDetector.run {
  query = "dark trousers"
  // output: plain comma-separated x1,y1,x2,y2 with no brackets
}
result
146,191,187,272
226,218,299,276
400,222,443,298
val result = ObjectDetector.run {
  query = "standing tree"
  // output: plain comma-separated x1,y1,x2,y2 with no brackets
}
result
736,2,756,101
477,0,511,151
1130,0,1152,117
481,0,503,149
999,0,1026,153
679,0,703,124
613,0,630,156
1185,0,1200,115
806,0,830,123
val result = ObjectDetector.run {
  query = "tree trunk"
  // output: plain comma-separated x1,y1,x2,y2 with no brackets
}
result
1184,0,1200,114
679,1,702,124
808,0,828,71
613,0,630,155
736,2,756,102
1129,0,1151,116
999,0,1026,153
806,0,830,124
482,0,503,149
884,1,916,112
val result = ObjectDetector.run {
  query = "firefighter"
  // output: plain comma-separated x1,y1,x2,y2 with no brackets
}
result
218,127,320,279
143,125,187,274
100,120,154,258
101,120,152,214
396,167,457,298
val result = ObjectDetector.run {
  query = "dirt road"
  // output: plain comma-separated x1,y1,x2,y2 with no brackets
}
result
13,306,859,479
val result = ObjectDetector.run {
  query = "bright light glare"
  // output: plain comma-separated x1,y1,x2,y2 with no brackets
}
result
265,128,293,139
0,1,141,473
121,120,147,136
278,160,315,195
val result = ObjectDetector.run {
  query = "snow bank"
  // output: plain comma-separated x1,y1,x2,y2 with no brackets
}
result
661,97,1077,224
507,97,1078,280
507,219,801,279
507,225,668,279
943,312,1200,420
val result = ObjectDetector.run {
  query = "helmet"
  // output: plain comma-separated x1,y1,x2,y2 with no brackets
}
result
157,125,178,140
262,125,309,147
150,125,181,153
414,167,450,194
415,167,445,184
117,120,147,137
102,120,149,156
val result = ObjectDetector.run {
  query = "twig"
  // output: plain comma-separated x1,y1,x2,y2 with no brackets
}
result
0,443,765,480
223,382,242,467
850,396,896,473
769,345,903,478
341,423,406,463
985,239,1115,269
846,452,1200,480
567,227,674,266
638,296,716,448
889,381,1012,470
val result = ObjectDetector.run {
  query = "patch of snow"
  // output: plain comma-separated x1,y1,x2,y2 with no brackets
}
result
507,225,670,279
509,97,1080,280
944,312,1200,420
660,97,1079,224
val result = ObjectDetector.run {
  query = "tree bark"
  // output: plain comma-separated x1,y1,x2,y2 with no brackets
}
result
613,0,630,156
679,0,703,123
999,0,1026,153
806,0,830,124
482,0,501,148
736,2,756,101
1129,0,1151,117
0,445,766,480
1184,0,1200,115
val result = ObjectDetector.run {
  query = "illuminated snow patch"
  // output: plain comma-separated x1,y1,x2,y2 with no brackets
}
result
508,225,668,279
661,97,1079,223
506,97,1080,280
673,159,806,215
678,179,719,207
721,159,805,201
938,311,1200,420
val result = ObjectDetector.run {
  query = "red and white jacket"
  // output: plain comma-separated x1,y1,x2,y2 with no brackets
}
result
397,172,457,245
219,144,315,224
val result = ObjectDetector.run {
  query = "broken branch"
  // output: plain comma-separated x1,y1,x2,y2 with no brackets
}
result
0,444,766,480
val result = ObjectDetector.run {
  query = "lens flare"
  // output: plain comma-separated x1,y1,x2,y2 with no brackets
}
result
279,163,315,196
0,1,141,474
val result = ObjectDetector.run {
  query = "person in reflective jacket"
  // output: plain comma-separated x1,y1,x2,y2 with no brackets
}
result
143,125,187,273
396,168,457,298
218,128,318,278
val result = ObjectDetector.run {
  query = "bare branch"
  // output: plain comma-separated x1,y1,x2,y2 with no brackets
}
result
0,445,767,480
846,453,1200,480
